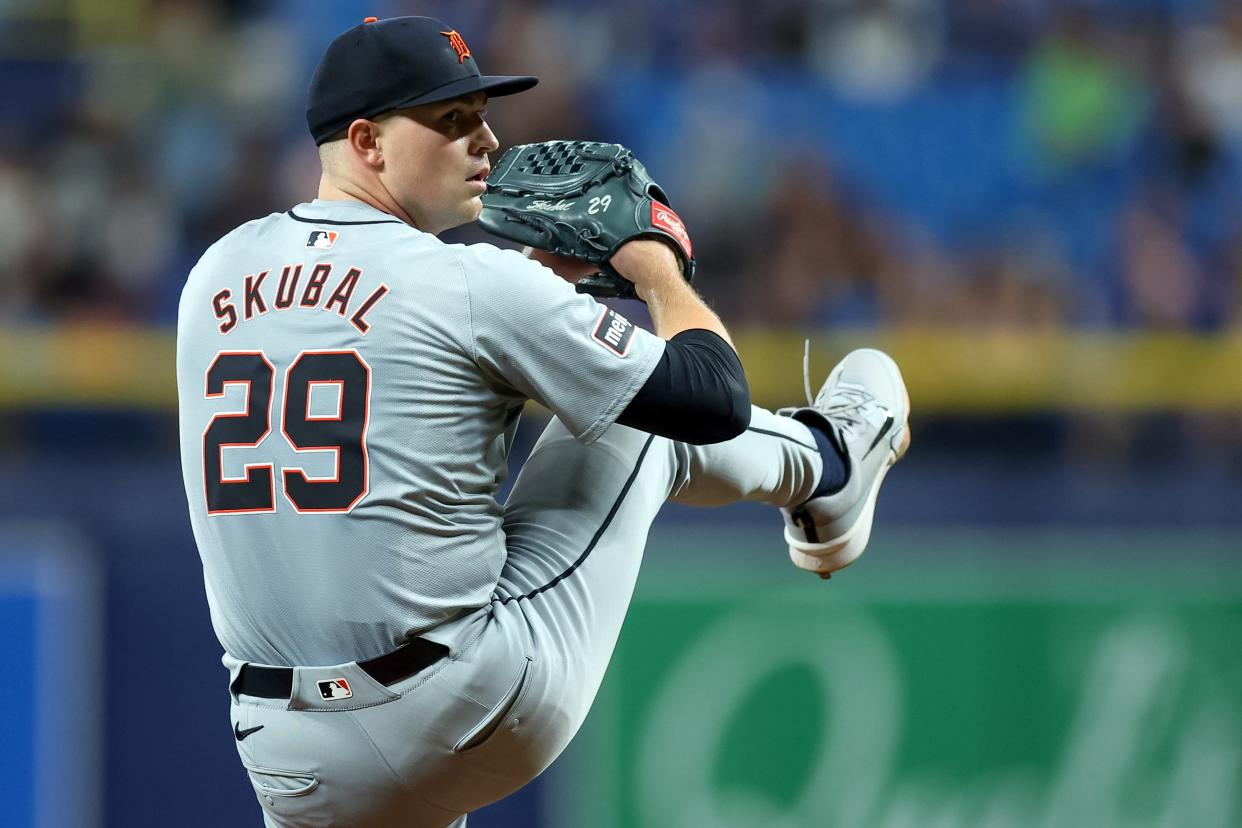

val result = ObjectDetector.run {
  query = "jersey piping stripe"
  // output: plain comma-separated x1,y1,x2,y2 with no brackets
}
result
745,426,816,452
493,433,656,605
286,208,404,227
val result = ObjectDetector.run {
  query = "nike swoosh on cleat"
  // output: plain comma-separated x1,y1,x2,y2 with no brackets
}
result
862,414,895,460
234,722,265,741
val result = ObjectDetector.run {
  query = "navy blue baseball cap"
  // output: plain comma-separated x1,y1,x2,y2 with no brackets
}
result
306,16,538,145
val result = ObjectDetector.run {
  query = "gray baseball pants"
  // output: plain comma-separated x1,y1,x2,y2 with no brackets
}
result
228,406,823,827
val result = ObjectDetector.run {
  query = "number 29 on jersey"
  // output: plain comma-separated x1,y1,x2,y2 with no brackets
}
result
201,349,371,515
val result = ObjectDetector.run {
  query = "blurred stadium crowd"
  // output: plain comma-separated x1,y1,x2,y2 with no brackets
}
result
4,7,1239,826
3,0,1240,330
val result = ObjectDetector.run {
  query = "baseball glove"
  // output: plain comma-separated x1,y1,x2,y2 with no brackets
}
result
477,140,695,301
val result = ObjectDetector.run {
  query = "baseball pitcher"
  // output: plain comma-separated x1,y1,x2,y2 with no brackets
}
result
176,16,910,827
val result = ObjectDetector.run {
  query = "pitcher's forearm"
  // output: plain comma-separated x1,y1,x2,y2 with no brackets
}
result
611,239,734,348
641,271,733,347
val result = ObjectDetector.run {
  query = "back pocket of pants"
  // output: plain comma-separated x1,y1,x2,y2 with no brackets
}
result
243,763,320,797
453,655,534,753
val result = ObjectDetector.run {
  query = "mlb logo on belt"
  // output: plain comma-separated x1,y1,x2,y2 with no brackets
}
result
317,677,353,700
306,229,339,249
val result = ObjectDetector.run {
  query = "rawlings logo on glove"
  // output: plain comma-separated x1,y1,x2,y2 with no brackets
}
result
477,140,696,301
650,204,691,257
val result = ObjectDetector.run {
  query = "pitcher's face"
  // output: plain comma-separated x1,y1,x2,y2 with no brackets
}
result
376,92,498,234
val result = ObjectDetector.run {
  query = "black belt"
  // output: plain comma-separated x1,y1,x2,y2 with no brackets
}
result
233,638,449,699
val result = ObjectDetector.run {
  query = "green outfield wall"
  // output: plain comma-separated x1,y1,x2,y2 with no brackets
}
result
549,529,1242,828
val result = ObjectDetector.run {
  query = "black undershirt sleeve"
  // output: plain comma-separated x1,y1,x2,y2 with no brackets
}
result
617,328,751,445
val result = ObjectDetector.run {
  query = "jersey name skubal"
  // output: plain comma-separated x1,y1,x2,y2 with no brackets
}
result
210,261,390,335
178,198,666,666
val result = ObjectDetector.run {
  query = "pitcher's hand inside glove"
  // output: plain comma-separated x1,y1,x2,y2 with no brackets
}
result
477,140,695,301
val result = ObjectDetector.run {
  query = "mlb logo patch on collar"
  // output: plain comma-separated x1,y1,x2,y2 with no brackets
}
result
317,677,353,700
592,308,635,357
307,229,339,249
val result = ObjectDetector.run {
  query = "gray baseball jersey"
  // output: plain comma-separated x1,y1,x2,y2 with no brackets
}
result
180,196,838,828
177,198,664,667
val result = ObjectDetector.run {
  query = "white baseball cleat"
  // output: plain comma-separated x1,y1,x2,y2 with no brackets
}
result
779,347,910,577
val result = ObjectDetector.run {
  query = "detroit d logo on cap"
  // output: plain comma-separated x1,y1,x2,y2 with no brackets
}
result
317,677,353,700
440,29,471,63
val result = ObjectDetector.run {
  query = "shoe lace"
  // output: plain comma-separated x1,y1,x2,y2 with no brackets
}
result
802,338,813,407
778,339,876,438
816,383,874,436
